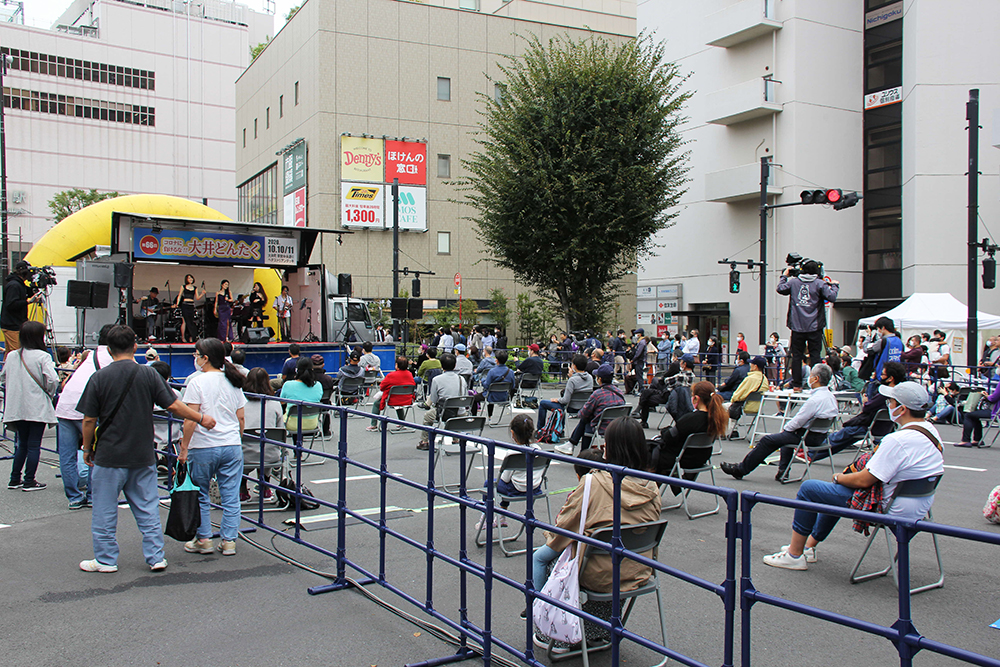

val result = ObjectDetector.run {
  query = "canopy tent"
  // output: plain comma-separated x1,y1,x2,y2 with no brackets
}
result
858,293,1000,365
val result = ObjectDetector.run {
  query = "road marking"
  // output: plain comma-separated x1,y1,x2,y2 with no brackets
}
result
291,505,406,525
310,473,400,485
0,524,10,529
943,464,987,472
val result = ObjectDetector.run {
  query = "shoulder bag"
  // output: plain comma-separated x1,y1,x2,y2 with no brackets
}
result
93,364,140,449
532,473,592,645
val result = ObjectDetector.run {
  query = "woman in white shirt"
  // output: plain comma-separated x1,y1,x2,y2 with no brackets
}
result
179,337,247,556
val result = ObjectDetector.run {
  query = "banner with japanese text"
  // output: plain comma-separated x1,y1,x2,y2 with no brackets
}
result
282,142,307,227
133,227,298,266
388,185,427,231
341,136,385,183
384,140,427,185
341,182,385,228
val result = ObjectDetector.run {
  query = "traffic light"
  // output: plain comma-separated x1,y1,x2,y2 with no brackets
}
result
833,191,862,210
800,188,861,210
984,256,996,290
411,277,421,298
729,268,740,294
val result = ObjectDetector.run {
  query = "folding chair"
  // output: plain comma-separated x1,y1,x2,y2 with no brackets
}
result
850,474,944,595
589,404,633,452
333,375,367,415
515,373,541,407
777,417,837,484
362,369,380,404
729,391,763,441
377,384,417,433
660,433,719,519
859,408,895,452
285,404,328,467
484,381,513,427
543,519,670,667
565,389,593,417
655,403,674,430
432,415,487,493
474,452,552,556
241,427,286,506
421,368,442,401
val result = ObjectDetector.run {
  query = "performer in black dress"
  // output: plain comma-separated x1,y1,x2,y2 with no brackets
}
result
174,274,205,342
248,281,266,328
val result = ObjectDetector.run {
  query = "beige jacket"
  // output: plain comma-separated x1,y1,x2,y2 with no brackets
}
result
546,470,661,593
731,369,770,412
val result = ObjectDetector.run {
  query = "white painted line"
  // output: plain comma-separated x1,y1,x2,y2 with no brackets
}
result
0,524,10,529
310,473,400,485
943,464,987,472
292,505,405,525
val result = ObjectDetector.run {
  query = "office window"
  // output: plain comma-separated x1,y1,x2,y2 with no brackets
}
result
294,81,299,105
254,118,258,139
237,163,279,225
437,77,451,101
437,231,451,255
2,86,154,126
279,95,283,118
266,107,270,129
437,154,451,178
242,128,246,148
494,83,504,103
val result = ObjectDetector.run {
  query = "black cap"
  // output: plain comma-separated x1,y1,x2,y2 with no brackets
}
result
13,260,29,272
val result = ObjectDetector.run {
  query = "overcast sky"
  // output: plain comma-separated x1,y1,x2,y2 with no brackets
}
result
24,0,288,31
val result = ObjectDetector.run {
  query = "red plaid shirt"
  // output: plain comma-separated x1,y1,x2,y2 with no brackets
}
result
577,384,626,434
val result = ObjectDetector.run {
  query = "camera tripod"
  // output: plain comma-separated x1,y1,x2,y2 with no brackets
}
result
301,298,319,343
28,287,58,357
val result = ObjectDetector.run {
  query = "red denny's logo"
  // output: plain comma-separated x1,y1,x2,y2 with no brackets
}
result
139,235,159,255
343,151,382,168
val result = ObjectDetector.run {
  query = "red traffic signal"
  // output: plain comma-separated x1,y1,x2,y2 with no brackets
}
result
801,188,855,207
825,188,842,203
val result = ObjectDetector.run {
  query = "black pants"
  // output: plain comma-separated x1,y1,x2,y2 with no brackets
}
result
732,428,827,477
789,330,825,388
636,388,667,423
180,304,196,342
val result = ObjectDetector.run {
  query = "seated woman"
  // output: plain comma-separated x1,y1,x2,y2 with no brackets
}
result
532,417,661,652
241,367,285,502
280,357,324,433
649,380,728,494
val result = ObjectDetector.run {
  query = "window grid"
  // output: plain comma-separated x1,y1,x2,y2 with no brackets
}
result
0,48,155,90
3,86,154,125
237,163,279,225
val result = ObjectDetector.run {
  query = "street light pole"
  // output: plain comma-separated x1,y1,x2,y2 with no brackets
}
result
1,54,11,293
967,89,980,369
758,156,770,347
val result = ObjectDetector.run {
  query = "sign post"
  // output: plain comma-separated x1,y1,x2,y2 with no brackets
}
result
455,273,462,324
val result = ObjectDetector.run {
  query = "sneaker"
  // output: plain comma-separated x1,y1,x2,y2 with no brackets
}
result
416,441,430,451
79,559,118,573
150,559,168,572
240,490,251,503
217,539,237,556
762,549,808,570
730,429,740,440
7,480,21,489
261,487,275,503
184,538,214,554
553,442,575,455
533,631,573,655
781,544,817,563
366,425,380,432
720,462,744,480
774,467,788,482
21,480,47,492
68,499,89,510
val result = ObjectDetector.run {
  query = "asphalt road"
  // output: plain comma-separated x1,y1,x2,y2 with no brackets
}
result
2,386,999,667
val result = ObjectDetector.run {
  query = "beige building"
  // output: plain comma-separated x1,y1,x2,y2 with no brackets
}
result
235,0,637,334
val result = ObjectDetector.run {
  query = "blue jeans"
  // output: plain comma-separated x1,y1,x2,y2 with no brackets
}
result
532,544,560,590
537,399,562,427
930,404,955,423
791,479,855,543
58,418,90,503
188,445,243,541
8,420,47,484
811,424,867,462
90,464,165,566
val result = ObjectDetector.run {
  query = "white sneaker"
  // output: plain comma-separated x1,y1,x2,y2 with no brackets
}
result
553,442,576,455
79,559,118,573
150,559,168,572
781,544,817,563
762,549,808,570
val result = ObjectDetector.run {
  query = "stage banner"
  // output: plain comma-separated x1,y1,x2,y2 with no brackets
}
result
341,182,385,228
133,227,298,266
384,140,427,185
341,136,384,183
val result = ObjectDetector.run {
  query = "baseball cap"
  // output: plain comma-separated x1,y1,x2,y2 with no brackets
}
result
680,354,695,366
454,343,467,352
311,354,325,366
634,328,644,335
750,355,767,370
13,260,29,272
528,343,540,353
878,381,930,411
595,364,615,381
145,348,159,360
349,351,361,361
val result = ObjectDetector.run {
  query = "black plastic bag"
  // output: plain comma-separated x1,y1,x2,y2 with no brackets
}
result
164,462,201,541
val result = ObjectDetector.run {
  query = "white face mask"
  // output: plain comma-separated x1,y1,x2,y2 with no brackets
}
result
889,403,905,423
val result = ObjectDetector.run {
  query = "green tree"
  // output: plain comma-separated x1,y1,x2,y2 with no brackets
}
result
284,5,300,22
47,188,121,223
516,292,557,346
250,37,269,62
488,287,511,333
461,34,690,332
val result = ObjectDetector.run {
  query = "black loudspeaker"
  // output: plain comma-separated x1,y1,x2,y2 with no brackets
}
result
114,262,133,289
390,298,407,319
337,273,352,296
90,282,110,309
244,327,272,344
67,280,92,307
407,298,423,320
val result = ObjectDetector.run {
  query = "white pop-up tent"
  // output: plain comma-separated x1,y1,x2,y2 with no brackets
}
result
859,293,1000,362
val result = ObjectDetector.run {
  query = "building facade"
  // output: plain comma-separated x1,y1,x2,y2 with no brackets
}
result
0,0,272,258
637,0,1000,351
234,0,637,333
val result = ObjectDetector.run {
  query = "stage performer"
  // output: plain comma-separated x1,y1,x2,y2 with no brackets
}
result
174,274,205,343
215,280,233,342
248,282,266,329
273,285,293,342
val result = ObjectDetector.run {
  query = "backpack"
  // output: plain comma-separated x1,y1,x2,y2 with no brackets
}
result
536,409,565,444
275,476,320,511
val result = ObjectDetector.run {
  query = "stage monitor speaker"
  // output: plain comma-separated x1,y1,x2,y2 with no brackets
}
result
390,297,408,319
407,298,423,320
338,273,352,296
90,282,110,309
244,327,272,344
66,280,92,308
114,262,133,289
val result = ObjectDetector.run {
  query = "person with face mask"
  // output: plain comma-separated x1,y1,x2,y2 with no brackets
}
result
761,381,942,570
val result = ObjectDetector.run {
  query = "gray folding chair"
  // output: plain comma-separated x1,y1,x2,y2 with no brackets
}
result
484,381,513,427
333,375,367,414
474,452,552,556
660,433,720,519
515,373,541,407
565,388,593,417
778,417,837,484
242,428,285,506
860,408,896,452
377,384,417,433
850,474,944,595
543,519,669,667
433,415,487,493
589,404,633,452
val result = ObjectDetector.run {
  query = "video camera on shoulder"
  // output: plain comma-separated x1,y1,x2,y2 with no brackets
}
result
785,252,824,278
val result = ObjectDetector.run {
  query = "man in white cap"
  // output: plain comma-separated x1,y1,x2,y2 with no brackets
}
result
452,343,475,378
761,381,943,570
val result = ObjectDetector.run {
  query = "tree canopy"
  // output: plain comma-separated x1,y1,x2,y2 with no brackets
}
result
47,188,121,224
461,34,690,332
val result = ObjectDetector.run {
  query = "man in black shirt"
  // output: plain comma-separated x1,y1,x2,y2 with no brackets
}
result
515,343,544,389
718,351,751,400
1,261,43,358
78,325,215,573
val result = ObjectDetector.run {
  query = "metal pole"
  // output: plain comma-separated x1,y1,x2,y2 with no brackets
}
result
1,55,10,292
967,89,979,369
758,157,769,347
392,178,400,341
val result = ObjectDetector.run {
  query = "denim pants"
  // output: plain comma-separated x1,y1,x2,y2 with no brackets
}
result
8,420,47,484
188,445,244,542
537,399,562,427
57,418,90,503
791,479,855,542
532,544,560,591
811,424,867,462
90,464,165,566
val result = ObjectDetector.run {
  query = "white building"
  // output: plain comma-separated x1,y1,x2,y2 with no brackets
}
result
0,0,272,259
638,0,1000,352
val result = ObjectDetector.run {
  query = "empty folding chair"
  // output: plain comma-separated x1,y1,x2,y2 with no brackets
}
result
515,373,542,407
433,415,487,493
660,433,720,520
474,452,553,556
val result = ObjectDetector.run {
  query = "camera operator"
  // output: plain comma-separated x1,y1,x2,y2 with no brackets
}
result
776,258,839,390
2,261,44,358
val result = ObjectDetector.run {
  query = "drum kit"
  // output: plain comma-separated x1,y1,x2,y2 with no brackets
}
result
139,302,205,343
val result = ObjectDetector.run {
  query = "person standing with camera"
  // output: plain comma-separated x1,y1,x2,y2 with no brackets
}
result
1,261,44,359
776,258,839,391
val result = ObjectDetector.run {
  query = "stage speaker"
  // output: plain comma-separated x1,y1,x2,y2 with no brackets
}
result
114,262,133,289
390,297,408,319
337,273,352,296
244,327,272,344
407,298,423,320
67,280,92,308
90,282,110,309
